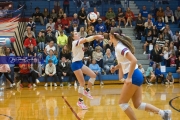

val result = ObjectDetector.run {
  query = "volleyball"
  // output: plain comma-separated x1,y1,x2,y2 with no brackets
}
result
87,12,97,23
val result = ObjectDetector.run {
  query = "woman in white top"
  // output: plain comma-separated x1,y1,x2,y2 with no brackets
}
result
67,32,103,109
109,28,171,120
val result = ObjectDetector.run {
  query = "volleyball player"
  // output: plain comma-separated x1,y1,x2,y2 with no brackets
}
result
109,28,171,120
67,32,103,109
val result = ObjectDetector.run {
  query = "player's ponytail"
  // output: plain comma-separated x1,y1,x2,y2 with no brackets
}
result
67,33,74,51
110,28,135,54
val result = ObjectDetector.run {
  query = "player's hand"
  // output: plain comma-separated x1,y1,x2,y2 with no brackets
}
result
125,78,132,85
110,66,116,73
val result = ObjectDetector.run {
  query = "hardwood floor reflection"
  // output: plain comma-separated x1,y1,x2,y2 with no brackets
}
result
0,84,179,120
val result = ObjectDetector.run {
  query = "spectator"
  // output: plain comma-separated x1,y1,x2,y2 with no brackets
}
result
55,18,62,30
163,47,169,66
44,41,56,56
78,7,87,24
61,13,70,33
155,17,165,32
93,46,103,68
54,0,60,13
23,34,37,56
63,0,70,15
89,59,103,85
46,18,55,32
28,44,36,57
164,6,175,23
147,14,155,25
165,25,173,39
176,46,180,57
93,32,104,48
19,63,31,88
106,8,115,20
103,48,115,74
32,7,44,25
169,42,177,57
173,31,180,42
117,7,126,27
135,13,144,34
145,61,156,85
140,6,149,19
156,7,165,22
152,26,159,41
83,45,92,62
57,30,68,53
155,34,165,47
37,31,45,51
60,45,71,63
81,0,90,13
144,18,153,29
23,26,36,39
31,58,42,87
44,59,58,87
125,7,134,27
176,56,180,82
150,44,163,64
169,52,176,67
78,27,87,38
57,56,73,87
45,26,57,45
70,21,80,32
155,64,165,84
175,6,180,27
108,19,117,32
163,28,172,43
143,30,153,54
87,26,95,35
71,13,79,25
27,17,36,32
94,7,100,18
43,8,49,24
165,72,174,84
95,18,107,33
104,40,114,54
58,8,64,19
50,8,57,22
45,49,58,65
138,64,145,81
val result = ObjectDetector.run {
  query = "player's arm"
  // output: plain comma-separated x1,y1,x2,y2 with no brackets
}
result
79,35,104,44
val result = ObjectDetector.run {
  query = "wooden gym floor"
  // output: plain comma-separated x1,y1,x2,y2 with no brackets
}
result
0,84,180,120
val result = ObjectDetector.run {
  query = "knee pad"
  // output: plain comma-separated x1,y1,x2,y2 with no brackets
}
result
119,103,129,111
89,78,96,84
137,103,146,110
78,86,84,94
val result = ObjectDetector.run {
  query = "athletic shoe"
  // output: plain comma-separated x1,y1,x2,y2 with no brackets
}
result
60,83,63,87
162,110,172,120
77,101,88,110
10,84,13,88
54,83,57,87
84,90,93,99
74,82,77,87
28,84,32,88
100,81,104,85
36,79,40,84
143,51,146,54
44,83,48,87
33,84,36,87
68,83,71,87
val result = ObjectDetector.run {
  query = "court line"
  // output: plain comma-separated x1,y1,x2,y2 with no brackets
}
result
0,114,13,120
62,96,81,120
169,96,180,112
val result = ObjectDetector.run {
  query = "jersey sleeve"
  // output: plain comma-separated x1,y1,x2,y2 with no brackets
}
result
117,45,130,57
72,38,84,47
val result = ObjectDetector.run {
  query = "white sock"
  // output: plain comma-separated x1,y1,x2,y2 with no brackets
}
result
158,110,165,117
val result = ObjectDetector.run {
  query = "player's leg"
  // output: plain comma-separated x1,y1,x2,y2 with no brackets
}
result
132,86,172,120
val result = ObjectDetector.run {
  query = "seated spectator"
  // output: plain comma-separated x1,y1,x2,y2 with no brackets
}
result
145,61,156,85
44,40,56,55
44,59,58,87
176,56,180,82
71,13,79,26
45,26,57,46
147,14,155,25
155,64,165,84
23,26,36,40
155,17,165,32
94,7,100,19
23,34,37,56
93,46,103,68
78,7,87,24
106,8,115,20
58,8,64,19
37,31,45,51
50,8,57,22
165,25,173,39
104,40,114,55
152,26,158,41
55,18,62,30
135,13,144,34
150,44,163,64
117,7,126,27
46,18,55,32
169,52,176,67
164,6,175,23
57,30,68,52
175,6,180,27
19,63,31,88
70,21,80,32
32,7,44,25
108,19,117,33
163,28,172,43
140,6,149,19
55,26,65,38
31,58,42,87
138,64,145,80
143,30,153,54
85,20,92,31
103,49,115,74
87,26,96,35
165,72,174,84
125,7,134,27
81,0,90,13
144,18,153,30
61,13,70,33
60,45,71,63
27,17,36,32
93,32,104,48
95,18,107,33
89,59,103,85
28,44,36,57
176,46,180,57
173,31,180,42
43,8,49,24
156,7,165,22
163,47,169,66
57,57,73,87
155,34,165,47
78,27,87,38
45,49,58,65
83,45,92,62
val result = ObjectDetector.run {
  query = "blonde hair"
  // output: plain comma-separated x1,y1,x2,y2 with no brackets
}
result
0,47,5,56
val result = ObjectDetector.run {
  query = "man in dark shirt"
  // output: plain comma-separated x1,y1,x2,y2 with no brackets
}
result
32,7,44,25
45,26,57,49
